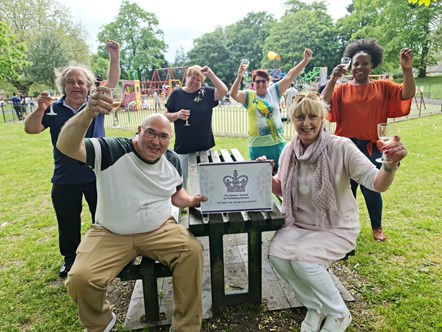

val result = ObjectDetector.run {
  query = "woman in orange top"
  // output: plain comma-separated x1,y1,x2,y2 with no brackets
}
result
321,39,415,242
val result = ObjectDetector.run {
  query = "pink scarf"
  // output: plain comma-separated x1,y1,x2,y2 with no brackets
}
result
279,127,337,226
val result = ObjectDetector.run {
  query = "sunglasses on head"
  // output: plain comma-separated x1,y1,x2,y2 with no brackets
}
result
253,79,267,85
292,92,321,102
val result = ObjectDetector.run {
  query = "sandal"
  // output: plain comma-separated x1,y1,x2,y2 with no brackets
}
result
373,228,387,242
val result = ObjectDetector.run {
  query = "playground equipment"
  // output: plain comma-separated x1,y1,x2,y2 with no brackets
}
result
299,67,321,84
122,80,142,111
143,67,186,97
120,70,142,111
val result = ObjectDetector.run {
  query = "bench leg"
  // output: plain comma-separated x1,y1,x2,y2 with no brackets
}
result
141,275,161,322
208,231,225,310
247,230,262,304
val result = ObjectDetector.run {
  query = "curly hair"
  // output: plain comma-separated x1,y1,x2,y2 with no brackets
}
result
343,39,384,69
55,65,96,95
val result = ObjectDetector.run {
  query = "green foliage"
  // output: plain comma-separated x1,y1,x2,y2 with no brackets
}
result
0,81,18,97
90,54,111,82
263,4,339,74
28,83,51,97
224,12,277,83
186,28,233,84
97,0,167,81
25,31,70,86
0,21,29,81
337,0,442,77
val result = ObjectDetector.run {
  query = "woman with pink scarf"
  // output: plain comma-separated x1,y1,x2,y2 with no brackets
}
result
264,93,407,332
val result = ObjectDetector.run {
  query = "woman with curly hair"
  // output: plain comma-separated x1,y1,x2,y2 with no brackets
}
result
321,39,415,242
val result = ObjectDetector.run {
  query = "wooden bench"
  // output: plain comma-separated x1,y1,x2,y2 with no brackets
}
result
117,148,285,320
118,257,172,322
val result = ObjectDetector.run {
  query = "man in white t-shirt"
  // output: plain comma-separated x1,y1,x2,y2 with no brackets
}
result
57,87,207,332
284,83,299,111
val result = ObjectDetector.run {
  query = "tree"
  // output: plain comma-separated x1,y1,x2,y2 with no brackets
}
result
25,30,70,86
225,12,276,79
173,46,188,67
97,0,167,81
0,21,29,81
340,0,442,77
263,1,340,76
0,0,91,88
186,27,234,84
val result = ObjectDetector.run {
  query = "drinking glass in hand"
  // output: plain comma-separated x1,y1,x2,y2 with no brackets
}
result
109,88,123,111
46,90,57,116
376,122,395,163
241,59,250,77
340,57,352,76
109,88,123,128
184,109,190,126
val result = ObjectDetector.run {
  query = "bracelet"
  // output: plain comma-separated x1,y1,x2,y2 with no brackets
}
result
383,162,400,173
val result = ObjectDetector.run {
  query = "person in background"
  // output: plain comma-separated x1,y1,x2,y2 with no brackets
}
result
229,48,313,173
94,73,103,88
165,65,228,190
154,90,161,111
284,83,299,111
283,83,299,121
56,92,207,331
24,40,121,278
264,93,407,332
11,92,23,120
321,39,415,242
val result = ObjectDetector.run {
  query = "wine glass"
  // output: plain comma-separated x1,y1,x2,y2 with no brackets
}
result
46,90,57,116
109,88,122,128
184,109,190,126
340,57,352,74
241,59,250,77
375,122,395,163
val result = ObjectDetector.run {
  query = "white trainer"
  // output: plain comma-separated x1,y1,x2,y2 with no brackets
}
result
104,312,117,332
301,309,326,332
320,311,352,332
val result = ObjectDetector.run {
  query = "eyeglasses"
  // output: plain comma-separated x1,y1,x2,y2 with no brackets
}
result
66,79,86,86
140,127,172,142
253,79,268,85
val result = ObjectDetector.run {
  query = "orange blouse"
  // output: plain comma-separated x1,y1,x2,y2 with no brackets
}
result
327,80,412,142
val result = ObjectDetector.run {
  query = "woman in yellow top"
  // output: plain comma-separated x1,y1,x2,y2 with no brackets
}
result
229,48,312,173
321,39,415,241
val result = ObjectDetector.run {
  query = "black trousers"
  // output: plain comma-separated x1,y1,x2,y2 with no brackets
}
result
51,182,97,263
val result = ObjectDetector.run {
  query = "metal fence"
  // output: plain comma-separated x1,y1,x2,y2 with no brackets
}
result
2,98,441,138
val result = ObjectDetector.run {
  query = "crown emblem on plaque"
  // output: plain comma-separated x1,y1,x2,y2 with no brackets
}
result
223,170,249,192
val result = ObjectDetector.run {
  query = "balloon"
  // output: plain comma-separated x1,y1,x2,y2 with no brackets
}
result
267,51,281,61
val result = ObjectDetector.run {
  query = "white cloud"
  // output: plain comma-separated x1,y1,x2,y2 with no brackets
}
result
60,0,351,62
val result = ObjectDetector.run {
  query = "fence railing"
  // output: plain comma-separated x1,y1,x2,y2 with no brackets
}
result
2,98,441,138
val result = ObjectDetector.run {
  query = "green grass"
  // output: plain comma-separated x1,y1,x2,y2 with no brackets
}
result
415,75,442,99
0,117,441,331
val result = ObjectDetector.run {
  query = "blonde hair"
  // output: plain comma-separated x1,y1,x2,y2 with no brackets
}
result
289,93,327,121
185,65,206,82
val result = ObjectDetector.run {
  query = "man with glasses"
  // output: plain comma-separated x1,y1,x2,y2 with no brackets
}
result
57,90,207,332
229,49,312,173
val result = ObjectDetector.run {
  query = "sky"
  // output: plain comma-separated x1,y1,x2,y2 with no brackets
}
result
60,0,352,62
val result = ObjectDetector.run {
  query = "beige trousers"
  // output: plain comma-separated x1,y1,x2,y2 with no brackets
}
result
66,218,203,332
